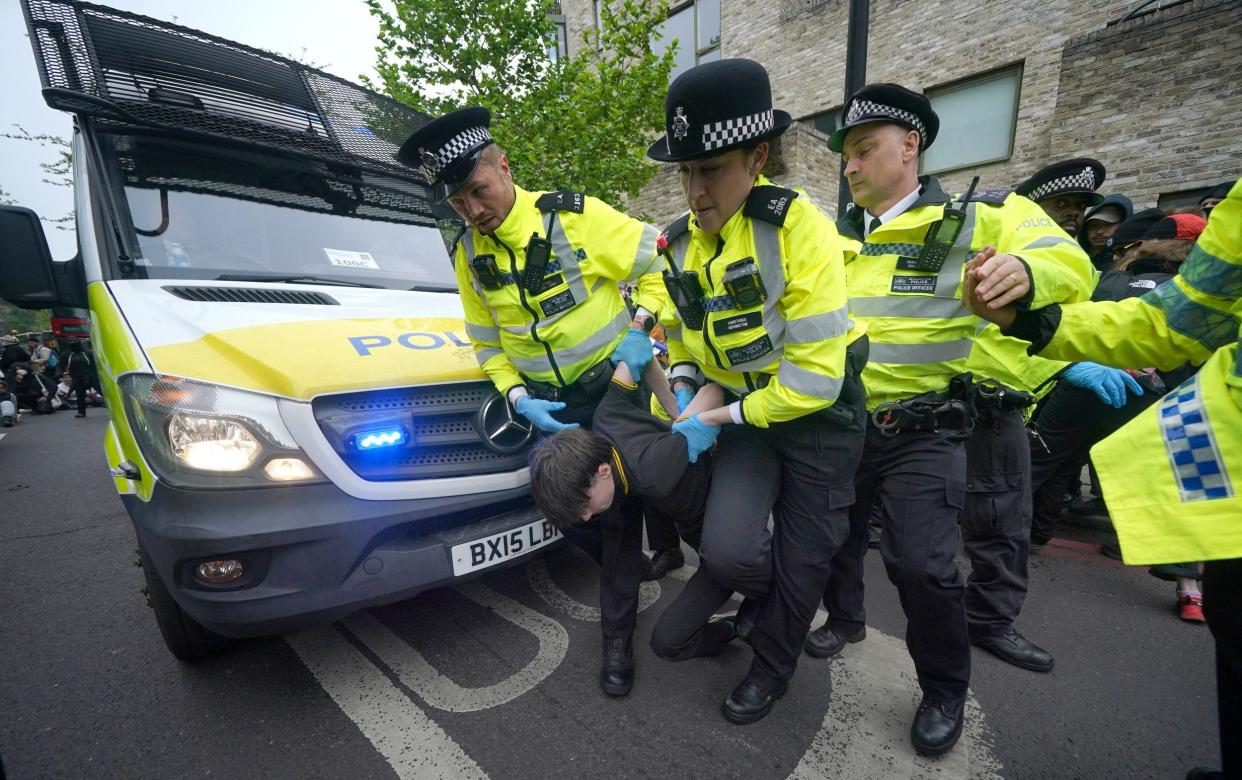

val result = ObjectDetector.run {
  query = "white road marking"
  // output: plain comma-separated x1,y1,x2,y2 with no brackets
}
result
526,556,662,621
286,624,488,780
343,582,568,713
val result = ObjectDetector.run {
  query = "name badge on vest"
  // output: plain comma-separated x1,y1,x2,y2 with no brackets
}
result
713,310,763,337
539,288,576,317
725,334,774,366
890,275,937,294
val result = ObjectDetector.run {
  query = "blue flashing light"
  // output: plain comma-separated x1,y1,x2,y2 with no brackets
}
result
354,428,407,450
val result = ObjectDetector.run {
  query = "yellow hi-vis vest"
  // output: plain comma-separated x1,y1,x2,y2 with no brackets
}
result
661,176,865,427
840,176,1096,410
455,186,664,394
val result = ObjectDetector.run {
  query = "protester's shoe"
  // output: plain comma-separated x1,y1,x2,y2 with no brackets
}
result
1,415,13,427
804,624,866,659
867,526,882,550
910,695,965,756
599,634,634,697
970,629,1054,672
1029,531,1052,550
642,546,685,581
75,413,86,418
721,671,788,725
1178,593,1206,623
1067,495,1106,516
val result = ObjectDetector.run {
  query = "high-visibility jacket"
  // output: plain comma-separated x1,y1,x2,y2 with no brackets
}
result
661,176,865,428
455,185,664,394
1008,177,1242,564
839,176,1096,410
967,326,1069,401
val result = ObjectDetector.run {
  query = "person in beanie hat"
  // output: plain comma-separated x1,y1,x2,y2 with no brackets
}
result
817,82,1095,756
1015,158,1107,238
1081,193,1133,271
645,57,869,726
398,106,680,699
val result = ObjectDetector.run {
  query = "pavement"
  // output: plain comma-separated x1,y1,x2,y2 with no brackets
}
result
0,409,1221,779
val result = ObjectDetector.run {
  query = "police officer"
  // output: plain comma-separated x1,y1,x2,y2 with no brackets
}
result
967,177,1241,780
649,58,869,724
1015,158,1106,239
809,84,1094,756
398,107,665,698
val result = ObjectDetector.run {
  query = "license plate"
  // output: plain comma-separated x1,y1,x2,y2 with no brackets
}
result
450,518,561,577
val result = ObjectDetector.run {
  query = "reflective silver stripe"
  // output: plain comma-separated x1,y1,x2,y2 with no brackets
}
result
753,220,787,302
546,212,590,303
934,202,977,297
663,324,682,342
786,306,850,343
465,322,499,343
1023,235,1078,251
508,309,629,375
670,363,702,382
628,223,662,281
476,346,504,367
510,352,553,374
778,359,844,401
869,339,974,365
849,296,971,319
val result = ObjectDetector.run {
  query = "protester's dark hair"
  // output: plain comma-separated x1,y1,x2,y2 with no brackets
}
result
1118,238,1193,272
527,428,612,529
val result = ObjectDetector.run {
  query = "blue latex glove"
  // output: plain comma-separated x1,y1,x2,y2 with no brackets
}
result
674,386,695,415
1060,362,1144,408
515,395,579,433
611,328,654,376
671,415,720,463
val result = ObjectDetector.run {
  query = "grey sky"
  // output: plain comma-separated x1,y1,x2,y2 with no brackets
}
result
0,0,384,259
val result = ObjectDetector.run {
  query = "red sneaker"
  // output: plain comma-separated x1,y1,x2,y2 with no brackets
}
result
1178,593,1206,623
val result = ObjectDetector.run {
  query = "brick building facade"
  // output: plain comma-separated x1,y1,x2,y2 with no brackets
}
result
561,0,1242,226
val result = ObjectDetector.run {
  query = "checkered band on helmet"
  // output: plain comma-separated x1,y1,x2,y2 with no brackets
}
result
702,110,775,152
427,126,493,176
847,99,927,146
1028,167,1098,202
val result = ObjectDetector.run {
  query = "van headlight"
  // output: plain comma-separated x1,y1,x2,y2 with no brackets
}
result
119,374,324,488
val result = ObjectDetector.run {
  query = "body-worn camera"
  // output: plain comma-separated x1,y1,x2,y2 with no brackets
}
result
722,257,767,309
470,253,504,290
663,269,707,330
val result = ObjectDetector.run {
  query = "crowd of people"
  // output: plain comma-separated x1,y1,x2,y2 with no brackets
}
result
0,334,103,426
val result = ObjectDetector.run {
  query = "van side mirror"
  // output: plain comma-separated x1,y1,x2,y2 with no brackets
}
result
0,205,59,308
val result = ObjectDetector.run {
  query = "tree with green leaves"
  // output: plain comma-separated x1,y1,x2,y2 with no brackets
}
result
365,0,676,212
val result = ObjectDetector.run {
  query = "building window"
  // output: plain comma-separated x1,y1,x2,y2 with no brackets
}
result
920,65,1023,175
654,0,721,82
548,13,569,62
803,108,841,138
1158,188,1212,212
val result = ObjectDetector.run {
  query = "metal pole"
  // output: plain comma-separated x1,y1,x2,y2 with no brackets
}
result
837,0,869,216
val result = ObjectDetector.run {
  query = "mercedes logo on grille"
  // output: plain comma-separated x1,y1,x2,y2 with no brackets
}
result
475,392,536,455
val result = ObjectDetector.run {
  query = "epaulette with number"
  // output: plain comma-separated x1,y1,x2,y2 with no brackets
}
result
958,188,1010,206
744,185,800,227
662,211,692,244
535,190,586,214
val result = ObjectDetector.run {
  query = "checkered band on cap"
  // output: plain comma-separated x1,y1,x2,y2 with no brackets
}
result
1158,374,1234,502
847,99,926,145
426,126,492,177
1028,166,1097,202
702,110,774,152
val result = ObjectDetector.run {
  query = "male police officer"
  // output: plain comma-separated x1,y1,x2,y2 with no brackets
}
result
1016,158,1106,239
399,107,665,697
809,84,1094,755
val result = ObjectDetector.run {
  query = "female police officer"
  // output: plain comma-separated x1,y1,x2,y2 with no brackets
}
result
647,58,868,724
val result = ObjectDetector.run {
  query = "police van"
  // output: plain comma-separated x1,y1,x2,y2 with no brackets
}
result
0,0,558,659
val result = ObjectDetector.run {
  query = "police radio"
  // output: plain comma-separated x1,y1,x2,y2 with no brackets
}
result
722,257,766,309
521,233,553,294
913,176,979,272
470,253,504,290
657,233,707,330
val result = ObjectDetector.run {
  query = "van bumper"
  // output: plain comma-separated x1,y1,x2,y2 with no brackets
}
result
124,480,556,638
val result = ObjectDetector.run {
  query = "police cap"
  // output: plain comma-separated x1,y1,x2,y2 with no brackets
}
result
648,58,792,163
1016,158,1106,206
828,83,939,153
397,106,493,202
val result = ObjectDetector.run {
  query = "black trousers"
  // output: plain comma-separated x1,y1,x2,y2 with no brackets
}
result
1204,557,1242,778
645,506,682,552
824,423,971,701
961,407,1032,638
651,393,866,683
1030,383,1157,541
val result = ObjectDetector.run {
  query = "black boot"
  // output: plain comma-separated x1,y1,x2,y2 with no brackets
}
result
721,669,788,725
642,547,685,581
910,695,965,756
970,629,1054,672
599,634,634,697
804,624,866,659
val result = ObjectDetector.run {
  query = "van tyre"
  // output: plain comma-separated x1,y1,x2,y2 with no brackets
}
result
138,545,235,661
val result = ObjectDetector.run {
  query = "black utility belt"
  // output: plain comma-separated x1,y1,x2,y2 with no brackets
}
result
523,359,614,403
871,372,977,437
663,256,767,330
